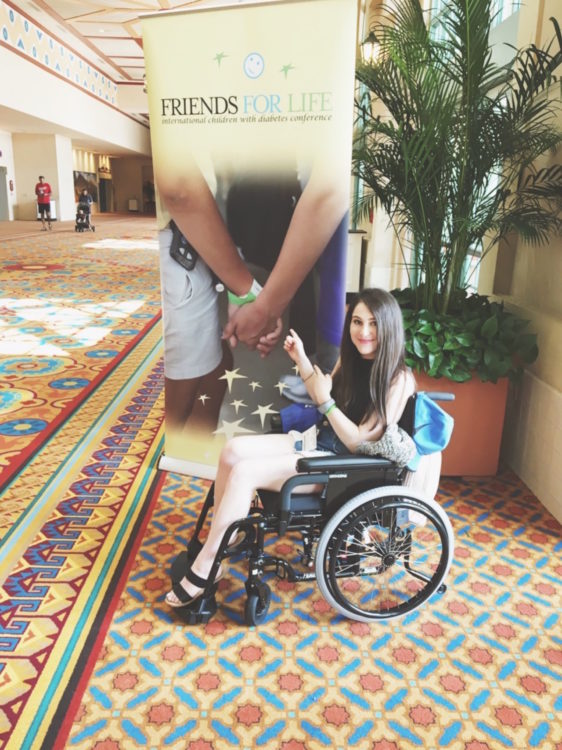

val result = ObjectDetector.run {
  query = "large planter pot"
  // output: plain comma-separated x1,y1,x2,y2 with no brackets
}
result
415,372,509,476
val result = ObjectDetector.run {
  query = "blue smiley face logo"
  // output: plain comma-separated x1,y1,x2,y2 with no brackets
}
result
243,52,264,79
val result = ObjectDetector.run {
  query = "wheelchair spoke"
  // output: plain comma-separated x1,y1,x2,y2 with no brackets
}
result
318,494,452,619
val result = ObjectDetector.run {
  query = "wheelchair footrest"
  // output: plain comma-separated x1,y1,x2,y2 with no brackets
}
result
175,591,218,625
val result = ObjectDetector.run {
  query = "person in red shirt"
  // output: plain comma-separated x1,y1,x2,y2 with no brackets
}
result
35,175,52,230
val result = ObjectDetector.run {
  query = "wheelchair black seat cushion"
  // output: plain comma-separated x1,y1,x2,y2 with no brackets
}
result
258,488,323,515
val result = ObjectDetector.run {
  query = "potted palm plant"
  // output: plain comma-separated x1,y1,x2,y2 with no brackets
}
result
353,0,562,475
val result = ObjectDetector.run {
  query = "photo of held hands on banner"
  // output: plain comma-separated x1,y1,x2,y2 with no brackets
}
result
155,151,350,438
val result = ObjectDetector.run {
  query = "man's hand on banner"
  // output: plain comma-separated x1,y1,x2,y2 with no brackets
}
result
223,298,279,352
256,317,283,358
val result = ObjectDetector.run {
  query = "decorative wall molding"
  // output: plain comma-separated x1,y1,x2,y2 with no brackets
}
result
1,0,118,106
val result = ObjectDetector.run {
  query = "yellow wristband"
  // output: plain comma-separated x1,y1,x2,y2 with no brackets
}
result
324,403,337,416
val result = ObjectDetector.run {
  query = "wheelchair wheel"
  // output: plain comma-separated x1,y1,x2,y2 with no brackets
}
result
245,582,271,626
315,486,454,622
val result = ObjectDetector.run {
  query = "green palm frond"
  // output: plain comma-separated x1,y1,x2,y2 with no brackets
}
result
354,0,562,313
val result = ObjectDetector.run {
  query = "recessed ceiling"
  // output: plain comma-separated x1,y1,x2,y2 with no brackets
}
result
2,0,283,155
10,0,252,83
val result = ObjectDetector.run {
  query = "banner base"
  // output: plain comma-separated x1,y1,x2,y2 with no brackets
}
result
158,453,217,481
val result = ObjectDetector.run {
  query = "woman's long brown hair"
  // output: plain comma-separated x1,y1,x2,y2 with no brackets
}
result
332,288,406,426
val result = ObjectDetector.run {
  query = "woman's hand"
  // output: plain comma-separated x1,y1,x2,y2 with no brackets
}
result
283,328,306,365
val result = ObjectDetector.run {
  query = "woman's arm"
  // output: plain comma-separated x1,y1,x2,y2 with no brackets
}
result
313,369,416,453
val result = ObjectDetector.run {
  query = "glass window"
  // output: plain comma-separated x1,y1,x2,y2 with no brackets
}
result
491,0,521,26
430,0,521,35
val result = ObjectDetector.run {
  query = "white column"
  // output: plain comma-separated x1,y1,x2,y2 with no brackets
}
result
12,133,75,220
54,134,75,220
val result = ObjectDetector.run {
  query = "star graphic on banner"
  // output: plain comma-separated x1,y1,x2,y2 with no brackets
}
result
198,394,210,405
249,381,262,392
231,399,247,414
281,63,295,78
292,364,299,375
214,52,228,66
252,403,278,428
213,419,255,440
275,380,290,396
219,368,247,392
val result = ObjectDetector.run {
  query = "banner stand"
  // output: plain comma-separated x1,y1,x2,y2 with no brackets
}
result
158,454,217,481
142,0,358,478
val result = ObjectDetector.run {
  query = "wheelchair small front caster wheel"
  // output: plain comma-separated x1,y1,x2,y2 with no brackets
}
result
245,582,271,626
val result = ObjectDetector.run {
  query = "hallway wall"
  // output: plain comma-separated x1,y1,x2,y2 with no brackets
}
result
0,42,151,222
0,130,17,220
12,132,75,220
111,157,154,214
0,47,150,156
495,0,562,521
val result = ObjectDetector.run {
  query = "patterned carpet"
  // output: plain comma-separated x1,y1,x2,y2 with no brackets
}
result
0,219,161,492
1,218,561,750
58,470,562,750
0,218,165,750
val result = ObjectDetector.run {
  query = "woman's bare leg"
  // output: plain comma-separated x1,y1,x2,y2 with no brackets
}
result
167,434,296,602
213,433,293,505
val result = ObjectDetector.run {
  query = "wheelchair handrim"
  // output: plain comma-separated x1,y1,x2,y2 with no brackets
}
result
315,486,454,622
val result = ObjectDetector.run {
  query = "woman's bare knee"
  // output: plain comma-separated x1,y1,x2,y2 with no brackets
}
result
219,438,247,470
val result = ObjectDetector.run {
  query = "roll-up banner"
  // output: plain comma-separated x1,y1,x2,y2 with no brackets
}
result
142,0,358,478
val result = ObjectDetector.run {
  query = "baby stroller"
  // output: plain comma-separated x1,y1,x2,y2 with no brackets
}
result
75,201,95,232
169,392,455,626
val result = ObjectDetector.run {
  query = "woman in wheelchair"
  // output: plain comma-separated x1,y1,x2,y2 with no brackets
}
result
166,288,417,611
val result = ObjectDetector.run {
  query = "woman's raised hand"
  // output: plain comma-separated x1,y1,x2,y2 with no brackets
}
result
283,328,306,364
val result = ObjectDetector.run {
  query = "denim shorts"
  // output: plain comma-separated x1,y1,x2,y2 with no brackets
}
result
316,421,348,454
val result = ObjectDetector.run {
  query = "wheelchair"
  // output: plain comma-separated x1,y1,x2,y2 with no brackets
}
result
169,392,455,626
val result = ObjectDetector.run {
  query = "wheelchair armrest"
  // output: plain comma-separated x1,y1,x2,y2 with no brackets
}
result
277,472,330,535
296,454,395,473
424,391,455,402
276,454,396,535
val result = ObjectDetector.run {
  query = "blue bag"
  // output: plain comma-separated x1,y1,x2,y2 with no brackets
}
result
407,392,454,470
279,403,322,433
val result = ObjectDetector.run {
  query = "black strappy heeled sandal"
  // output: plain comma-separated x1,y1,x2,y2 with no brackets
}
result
166,561,224,625
167,563,224,608
186,537,203,561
